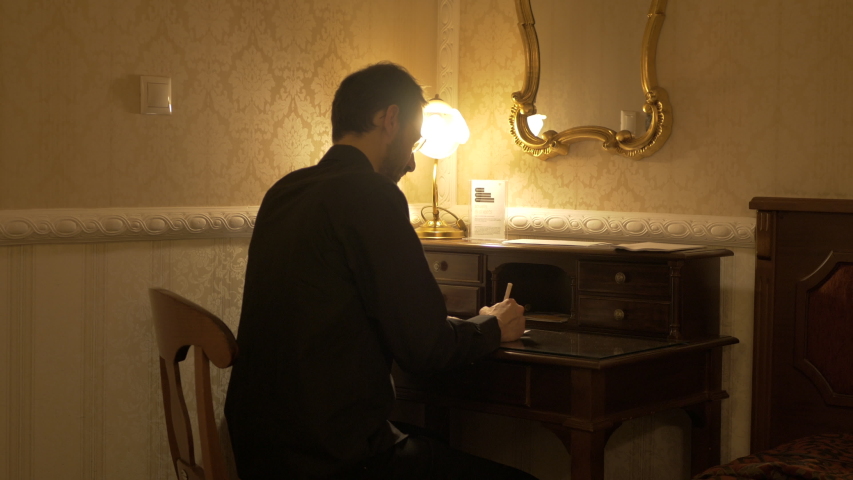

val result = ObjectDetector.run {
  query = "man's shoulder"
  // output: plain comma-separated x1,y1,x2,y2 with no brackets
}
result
258,159,405,219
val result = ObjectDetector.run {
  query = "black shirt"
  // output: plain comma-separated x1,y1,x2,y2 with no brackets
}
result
224,145,501,478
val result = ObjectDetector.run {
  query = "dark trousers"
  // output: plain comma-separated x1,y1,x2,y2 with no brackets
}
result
328,422,539,480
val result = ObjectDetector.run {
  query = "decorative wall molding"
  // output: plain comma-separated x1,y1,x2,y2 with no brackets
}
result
503,207,756,248
0,207,258,246
410,205,755,248
1,206,754,248
435,0,459,207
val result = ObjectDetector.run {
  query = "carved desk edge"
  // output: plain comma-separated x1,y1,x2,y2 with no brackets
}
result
490,335,739,370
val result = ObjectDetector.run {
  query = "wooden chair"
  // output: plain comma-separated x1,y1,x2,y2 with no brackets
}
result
149,288,239,480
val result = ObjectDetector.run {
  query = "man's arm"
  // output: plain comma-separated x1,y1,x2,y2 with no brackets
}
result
334,179,509,372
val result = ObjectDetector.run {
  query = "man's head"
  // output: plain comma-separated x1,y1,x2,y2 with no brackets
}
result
331,63,427,182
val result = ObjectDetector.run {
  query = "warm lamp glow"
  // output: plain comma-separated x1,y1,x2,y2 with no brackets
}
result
419,97,470,159
414,96,469,240
527,114,546,137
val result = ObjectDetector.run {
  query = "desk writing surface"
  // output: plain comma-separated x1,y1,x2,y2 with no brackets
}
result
501,329,687,359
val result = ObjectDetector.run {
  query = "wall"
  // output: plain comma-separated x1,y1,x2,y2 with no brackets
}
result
0,0,440,478
2,0,850,479
453,0,853,477
1,235,248,479
457,0,853,216
0,206,755,480
0,0,436,209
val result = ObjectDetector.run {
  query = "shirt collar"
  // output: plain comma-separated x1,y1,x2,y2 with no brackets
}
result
318,144,375,172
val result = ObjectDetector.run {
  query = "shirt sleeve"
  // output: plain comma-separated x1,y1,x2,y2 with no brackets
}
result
332,177,501,373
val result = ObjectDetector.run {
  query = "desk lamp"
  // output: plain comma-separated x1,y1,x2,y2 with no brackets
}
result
414,96,470,239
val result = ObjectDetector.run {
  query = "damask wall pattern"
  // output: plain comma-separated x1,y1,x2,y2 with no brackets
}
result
5,0,847,478
0,0,436,210
457,0,853,217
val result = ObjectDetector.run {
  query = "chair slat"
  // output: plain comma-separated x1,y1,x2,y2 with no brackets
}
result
150,288,238,480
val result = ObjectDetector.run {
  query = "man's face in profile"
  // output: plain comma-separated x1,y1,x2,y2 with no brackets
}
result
379,110,423,183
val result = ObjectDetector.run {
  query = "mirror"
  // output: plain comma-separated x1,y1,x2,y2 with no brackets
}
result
510,0,672,160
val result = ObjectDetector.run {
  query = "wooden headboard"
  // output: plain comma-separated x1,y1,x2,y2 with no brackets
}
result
750,197,853,452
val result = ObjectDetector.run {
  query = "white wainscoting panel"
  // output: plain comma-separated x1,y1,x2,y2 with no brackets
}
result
31,244,88,478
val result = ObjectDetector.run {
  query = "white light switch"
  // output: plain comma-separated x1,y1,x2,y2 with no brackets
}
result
140,76,172,115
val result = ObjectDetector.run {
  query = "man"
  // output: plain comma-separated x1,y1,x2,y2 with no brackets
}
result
225,62,535,480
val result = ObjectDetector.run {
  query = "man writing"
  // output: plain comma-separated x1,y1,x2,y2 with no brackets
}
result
225,62,535,480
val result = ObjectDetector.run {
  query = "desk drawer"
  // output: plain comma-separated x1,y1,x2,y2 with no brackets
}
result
578,261,670,297
438,284,481,317
424,252,482,282
578,296,670,336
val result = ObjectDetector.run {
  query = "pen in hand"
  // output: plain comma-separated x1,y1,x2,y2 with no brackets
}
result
504,283,531,336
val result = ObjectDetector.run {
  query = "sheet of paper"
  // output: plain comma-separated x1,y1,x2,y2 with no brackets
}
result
503,239,614,247
469,180,507,240
614,242,704,252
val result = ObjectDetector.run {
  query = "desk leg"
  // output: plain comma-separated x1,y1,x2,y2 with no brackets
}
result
542,424,616,480
686,400,722,476
687,347,724,475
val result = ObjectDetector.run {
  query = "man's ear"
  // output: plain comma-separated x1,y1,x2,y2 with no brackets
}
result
381,104,401,140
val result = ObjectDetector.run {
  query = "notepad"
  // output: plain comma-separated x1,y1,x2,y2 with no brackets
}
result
614,242,705,252
502,239,614,247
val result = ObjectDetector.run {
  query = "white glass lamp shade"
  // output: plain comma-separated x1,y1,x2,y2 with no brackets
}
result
419,98,470,159
527,114,547,137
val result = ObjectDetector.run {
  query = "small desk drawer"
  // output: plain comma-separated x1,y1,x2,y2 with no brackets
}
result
578,296,670,336
438,284,481,317
424,252,482,282
578,261,670,297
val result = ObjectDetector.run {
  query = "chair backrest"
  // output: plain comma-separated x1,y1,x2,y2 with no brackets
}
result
149,288,238,480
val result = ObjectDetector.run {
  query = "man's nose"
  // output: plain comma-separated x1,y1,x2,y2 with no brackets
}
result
406,153,416,173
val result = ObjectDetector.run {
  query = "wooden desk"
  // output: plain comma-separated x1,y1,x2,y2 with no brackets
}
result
394,240,738,480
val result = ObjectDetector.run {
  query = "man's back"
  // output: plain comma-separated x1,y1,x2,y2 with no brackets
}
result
224,145,500,478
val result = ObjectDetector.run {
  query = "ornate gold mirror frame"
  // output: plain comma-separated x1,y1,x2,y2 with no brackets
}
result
510,0,672,160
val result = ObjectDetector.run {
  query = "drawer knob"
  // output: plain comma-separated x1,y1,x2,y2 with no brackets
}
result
433,260,448,272
614,272,627,284
614,309,625,321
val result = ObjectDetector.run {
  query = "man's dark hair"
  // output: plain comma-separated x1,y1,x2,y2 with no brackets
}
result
331,62,426,142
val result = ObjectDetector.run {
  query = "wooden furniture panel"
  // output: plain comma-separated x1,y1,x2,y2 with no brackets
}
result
398,240,737,480
578,261,671,297
424,252,482,282
423,240,729,341
577,296,670,335
749,197,853,452
437,284,481,318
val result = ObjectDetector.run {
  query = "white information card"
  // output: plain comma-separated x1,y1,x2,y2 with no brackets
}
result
469,180,507,240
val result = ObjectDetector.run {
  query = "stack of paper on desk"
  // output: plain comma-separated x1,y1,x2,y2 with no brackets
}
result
614,242,705,252
502,238,614,247
502,239,706,251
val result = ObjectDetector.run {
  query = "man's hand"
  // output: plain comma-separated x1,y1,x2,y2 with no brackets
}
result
480,299,526,342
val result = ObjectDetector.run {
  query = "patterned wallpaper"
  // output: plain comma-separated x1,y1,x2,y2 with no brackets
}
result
2,0,851,479
457,0,853,218
0,0,436,209
2,0,852,215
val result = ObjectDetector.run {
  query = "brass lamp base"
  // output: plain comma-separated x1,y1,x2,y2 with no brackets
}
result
415,219,465,239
